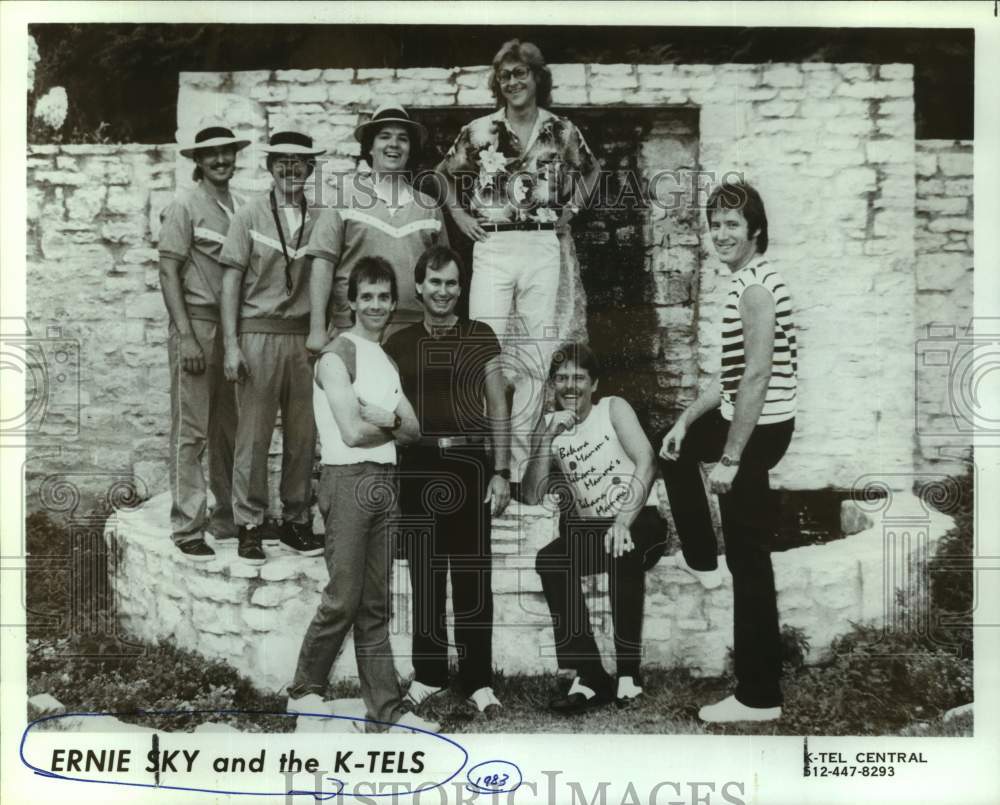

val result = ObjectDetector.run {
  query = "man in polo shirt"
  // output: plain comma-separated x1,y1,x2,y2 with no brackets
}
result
384,244,511,718
437,40,599,492
158,124,249,561
288,256,438,735
306,104,448,353
220,131,325,564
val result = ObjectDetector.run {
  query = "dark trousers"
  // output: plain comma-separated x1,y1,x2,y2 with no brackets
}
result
535,507,667,695
400,447,494,695
658,408,793,707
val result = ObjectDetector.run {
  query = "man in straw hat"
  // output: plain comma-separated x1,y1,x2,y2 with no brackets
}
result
436,39,600,496
220,130,326,565
306,104,448,352
159,123,250,561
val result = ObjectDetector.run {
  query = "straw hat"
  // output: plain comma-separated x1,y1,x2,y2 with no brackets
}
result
354,104,428,147
178,125,251,158
260,130,326,156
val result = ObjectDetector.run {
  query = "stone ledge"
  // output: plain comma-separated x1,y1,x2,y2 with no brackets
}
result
108,490,953,694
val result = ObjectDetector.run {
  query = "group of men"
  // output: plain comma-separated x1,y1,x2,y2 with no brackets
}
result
158,38,798,730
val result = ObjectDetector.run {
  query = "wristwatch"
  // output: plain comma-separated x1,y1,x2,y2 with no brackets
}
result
720,454,740,467
494,468,512,481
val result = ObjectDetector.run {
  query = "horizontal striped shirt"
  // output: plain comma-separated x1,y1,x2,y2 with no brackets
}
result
720,255,797,424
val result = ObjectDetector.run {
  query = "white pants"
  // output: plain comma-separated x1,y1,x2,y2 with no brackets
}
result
469,230,561,483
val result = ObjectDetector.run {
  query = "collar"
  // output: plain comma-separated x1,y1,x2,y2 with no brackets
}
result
489,107,556,152
733,252,768,275
422,316,461,338
360,172,414,211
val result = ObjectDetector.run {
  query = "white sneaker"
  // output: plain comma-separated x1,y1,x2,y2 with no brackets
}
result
616,676,643,703
390,711,440,734
286,692,332,716
674,553,723,590
698,695,782,723
403,680,445,708
466,686,502,715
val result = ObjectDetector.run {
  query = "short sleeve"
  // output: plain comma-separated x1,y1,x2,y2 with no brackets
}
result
563,120,597,176
306,206,346,263
436,125,476,177
219,206,253,271
433,205,450,247
158,196,193,261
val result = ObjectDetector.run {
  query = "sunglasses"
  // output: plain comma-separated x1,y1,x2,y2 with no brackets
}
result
498,66,531,83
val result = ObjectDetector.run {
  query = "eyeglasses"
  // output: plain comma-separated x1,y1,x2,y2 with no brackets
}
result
498,66,531,84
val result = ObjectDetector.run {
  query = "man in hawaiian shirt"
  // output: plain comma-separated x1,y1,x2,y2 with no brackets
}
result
437,39,599,494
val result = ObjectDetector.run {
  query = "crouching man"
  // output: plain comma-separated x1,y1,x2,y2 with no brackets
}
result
523,343,667,714
287,257,438,734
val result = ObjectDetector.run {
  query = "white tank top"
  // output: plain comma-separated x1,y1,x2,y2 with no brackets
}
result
549,397,646,518
313,332,401,465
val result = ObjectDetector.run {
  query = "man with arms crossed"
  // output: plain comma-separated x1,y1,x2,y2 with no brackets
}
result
384,245,511,718
288,257,438,734
659,181,797,722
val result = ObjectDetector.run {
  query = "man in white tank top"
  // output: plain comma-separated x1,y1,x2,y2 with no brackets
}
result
658,182,795,723
523,343,667,714
287,257,438,734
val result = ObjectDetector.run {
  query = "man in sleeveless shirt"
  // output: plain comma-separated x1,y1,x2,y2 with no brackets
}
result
523,343,667,714
288,257,438,734
384,245,511,718
220,131,325,564
658,181,797,723
158,124,249,561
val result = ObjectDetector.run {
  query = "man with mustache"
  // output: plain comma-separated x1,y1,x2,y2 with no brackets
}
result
158,124,249,561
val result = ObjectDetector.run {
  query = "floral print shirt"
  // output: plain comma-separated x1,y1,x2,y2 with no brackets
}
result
437,107,597,225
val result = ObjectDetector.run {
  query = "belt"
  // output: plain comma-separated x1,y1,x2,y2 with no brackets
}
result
411,435,486,450
187,304,220,322
239,317,309,335
480,222,555,232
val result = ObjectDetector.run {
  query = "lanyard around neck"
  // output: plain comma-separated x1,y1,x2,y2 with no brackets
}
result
269,190,307,295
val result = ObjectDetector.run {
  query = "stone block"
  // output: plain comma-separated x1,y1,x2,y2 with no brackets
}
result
943,178,972,196
549,63,586,87
327,82,373,106
879,64,914,80
915,151,938,177
866,140,911,164
276,69,322,83
242,605,285,631
191,599,241,635
762,64,803,88
357,68,395,80
124,292,166,320
938,152,973,177
837,64,872,81
35,171,87,186
101,219,147,244
123,247,159,265
286,85,327,103
834,167,878,195
132,461,168,499
199,632,246,659
840,501,875,535
66,185,106,221
916,197,969,216
927,217,973,234
250,83,289,102
915,253,973,291
28,693,66,719
251,584,303,607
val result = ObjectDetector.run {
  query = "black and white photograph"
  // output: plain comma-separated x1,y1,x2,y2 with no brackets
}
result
2,2,998,803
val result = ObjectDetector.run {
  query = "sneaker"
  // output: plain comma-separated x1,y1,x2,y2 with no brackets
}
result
176,538,215,562
698,695,782,723
258,519,283,547
237,526,266,565
286,692,332,716
466,686,502,719
281,521,324,556
403,680,446,709
548,677,611,715
390,711,440,734
616,676,643,705
674,553,723,590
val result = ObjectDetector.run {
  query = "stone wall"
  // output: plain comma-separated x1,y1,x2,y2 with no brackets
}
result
108,490,954,693
913,140,974,476
24,63,978,512
177,62,919,490
25,145,176,508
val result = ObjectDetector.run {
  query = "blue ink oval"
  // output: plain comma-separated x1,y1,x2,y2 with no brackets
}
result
465,759,522,794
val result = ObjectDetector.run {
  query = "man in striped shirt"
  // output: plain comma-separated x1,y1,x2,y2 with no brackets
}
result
658,181,797,723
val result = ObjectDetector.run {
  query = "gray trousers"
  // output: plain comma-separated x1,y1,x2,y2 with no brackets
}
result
168,319,237,544
232,331,316,527
290,463,404,728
